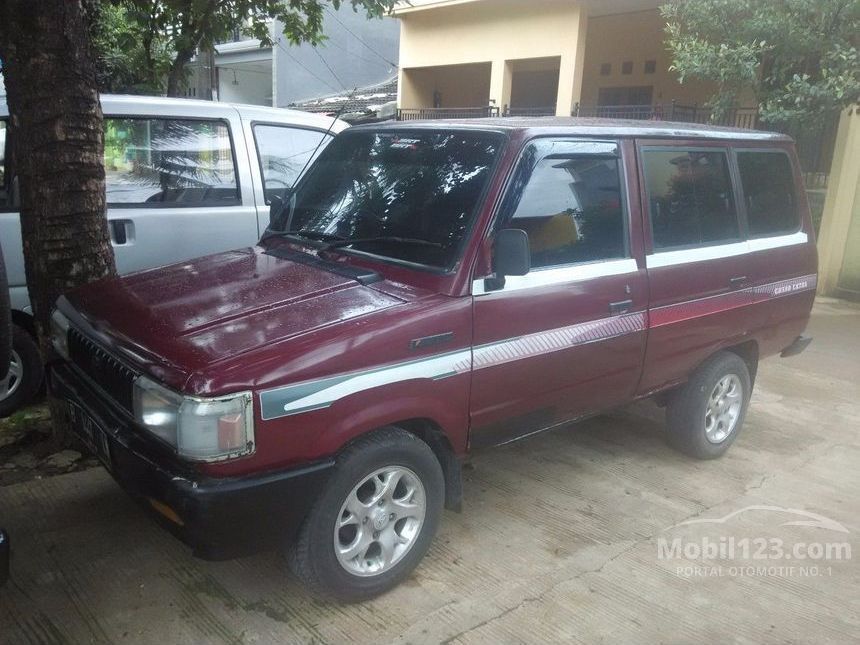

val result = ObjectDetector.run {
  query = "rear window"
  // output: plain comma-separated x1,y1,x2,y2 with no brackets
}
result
736,151,799,236
282,130,503,270
104,118,239,206
643,148,740,250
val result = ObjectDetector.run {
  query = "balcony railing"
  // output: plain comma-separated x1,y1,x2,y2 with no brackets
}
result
396,101,760,130
396,106,500,120
573,102,759,129
503,106,556,117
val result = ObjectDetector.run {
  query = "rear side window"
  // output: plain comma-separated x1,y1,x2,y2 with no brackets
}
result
504,150,627,268
736,151,798,236
104,118,239,206
253,125,331,204
643,148,739,250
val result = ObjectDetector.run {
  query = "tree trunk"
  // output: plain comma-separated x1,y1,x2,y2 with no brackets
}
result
0,0,116,443
166,49,195,97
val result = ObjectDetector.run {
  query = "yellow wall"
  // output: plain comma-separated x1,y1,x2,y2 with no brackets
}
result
579,9,715,107
401,63,492,108
817,108,860,297
397,0,588,115
395,2,757,115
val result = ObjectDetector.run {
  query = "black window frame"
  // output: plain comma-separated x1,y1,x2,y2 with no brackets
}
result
641,144,744,253
250,121,333,205
104,115,242,209
731,146,802,239
492,136,631,270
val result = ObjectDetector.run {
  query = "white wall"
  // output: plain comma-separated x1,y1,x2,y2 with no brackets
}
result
218,65,272,106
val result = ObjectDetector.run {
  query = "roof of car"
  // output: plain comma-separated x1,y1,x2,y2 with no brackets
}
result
349,116,792,142
50,94,350,132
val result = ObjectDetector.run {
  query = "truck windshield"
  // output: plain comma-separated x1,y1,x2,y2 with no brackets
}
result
279,129,504,270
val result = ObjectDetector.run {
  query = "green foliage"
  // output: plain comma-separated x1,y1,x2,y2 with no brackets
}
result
91,3,173,93
94,0,396,96
662,0,860,127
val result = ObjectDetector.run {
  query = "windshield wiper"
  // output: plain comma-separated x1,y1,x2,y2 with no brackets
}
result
289,230,345,243
320,236,443,252
259,228,342,246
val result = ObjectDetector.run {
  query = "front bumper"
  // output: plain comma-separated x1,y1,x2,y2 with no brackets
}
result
48,361,334,560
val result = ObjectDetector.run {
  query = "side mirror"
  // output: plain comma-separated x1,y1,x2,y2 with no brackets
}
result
493,228,531,277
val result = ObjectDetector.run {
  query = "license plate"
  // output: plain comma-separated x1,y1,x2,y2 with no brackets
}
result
68,403,112,470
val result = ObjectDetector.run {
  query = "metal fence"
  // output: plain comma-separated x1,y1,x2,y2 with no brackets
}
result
396,106,500,120
573,102,760,129
503,106,557,117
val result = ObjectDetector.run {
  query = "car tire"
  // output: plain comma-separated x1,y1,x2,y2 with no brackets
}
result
288,427,444,602
666,351,752,459
0,325,44,417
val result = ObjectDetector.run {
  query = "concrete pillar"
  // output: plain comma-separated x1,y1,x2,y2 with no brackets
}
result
489,59,512,114
817,107,860,295
555,6,588,117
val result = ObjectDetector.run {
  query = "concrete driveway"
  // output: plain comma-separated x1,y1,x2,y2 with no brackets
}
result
1,298,858,644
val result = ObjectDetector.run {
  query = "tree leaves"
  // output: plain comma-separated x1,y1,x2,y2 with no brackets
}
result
661,0,860,127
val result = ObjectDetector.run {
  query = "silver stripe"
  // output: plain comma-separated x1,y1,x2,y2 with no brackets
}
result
472,312,646,370
472,258,638,296
647,232,808,269
259,349,472,420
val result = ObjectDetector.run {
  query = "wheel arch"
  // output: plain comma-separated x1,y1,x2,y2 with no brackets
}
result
11,309,36,337
723,339,759,385
337,418,463,513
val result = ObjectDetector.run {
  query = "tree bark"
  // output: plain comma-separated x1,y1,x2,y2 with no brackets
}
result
166,48,195,97
0,0,116,442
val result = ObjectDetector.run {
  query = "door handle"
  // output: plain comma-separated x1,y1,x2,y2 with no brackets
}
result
109,219,134,245
729,275,747,289
609,299,633,315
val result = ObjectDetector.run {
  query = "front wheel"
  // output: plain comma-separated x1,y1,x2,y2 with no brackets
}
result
288,427,444,602
0,326,43,417
666,351,752,459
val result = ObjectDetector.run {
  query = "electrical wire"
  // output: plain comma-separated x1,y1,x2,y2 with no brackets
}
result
323,7,399,69
275,39,342,94
312,46,347,90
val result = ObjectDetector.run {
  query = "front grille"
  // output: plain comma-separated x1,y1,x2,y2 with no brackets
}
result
68,328,137,412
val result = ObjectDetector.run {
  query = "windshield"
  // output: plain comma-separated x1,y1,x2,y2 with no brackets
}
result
275,129,504,270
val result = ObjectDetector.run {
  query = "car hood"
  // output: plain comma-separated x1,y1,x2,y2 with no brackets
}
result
61,245,405,391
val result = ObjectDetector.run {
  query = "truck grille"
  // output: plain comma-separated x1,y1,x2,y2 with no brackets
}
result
68,328,137,413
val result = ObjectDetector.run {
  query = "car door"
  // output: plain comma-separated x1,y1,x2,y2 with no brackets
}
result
102,106,259,274
636,140,752,394
469,137,648,448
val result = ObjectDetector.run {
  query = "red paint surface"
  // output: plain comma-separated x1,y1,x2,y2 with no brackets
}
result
59,124,817,478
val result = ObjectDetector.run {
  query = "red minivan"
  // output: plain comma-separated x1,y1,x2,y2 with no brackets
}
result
48,119,817,600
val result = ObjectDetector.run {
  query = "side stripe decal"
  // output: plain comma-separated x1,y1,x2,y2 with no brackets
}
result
258,274,817,420
650,274,817,328
259,349,472,420
471,312,646,370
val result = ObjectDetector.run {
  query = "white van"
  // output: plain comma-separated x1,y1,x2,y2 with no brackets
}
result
0,94,348,414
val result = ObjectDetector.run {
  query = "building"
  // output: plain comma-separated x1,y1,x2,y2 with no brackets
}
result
394,0,734,120
199,6,399,109
391,0,856,299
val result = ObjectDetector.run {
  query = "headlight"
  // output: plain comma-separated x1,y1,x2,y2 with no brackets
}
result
50,310,71,360
133,376,254,461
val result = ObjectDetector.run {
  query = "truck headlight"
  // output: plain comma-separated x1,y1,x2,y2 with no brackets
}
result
50,310,71,360
133,376,254,461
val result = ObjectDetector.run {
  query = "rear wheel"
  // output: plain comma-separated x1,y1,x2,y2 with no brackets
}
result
288,427,444,602
666,351,752,459
0,326,43,417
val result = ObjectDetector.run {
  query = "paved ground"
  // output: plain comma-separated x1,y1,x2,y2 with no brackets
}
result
1,298,858,644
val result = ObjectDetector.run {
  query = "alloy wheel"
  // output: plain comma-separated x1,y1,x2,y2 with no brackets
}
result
334,466,426,577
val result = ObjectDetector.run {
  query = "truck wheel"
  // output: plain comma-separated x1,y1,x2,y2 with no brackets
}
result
666,351,752,459
288,427,444,602
0,326,43,417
